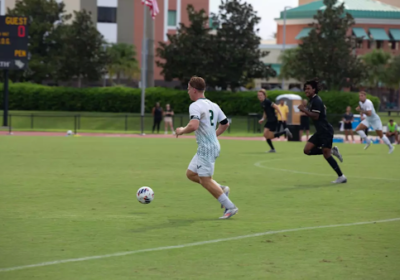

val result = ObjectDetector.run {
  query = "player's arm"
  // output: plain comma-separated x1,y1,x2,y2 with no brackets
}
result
299,104,320,120
176,104,200,136
216,107,229,137
259,112,267,124
272,103,283,120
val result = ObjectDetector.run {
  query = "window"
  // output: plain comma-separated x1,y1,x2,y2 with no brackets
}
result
389,41,398,50
376,41,383,49
168,10,176,27
98,7,117,23
356,40,363,49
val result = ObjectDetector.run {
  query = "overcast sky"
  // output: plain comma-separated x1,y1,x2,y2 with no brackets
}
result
210,0,299,40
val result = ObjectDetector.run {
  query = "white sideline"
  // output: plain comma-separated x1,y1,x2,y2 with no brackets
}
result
1,218,400,273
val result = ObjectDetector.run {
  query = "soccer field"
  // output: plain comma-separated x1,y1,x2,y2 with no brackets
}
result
0,136,399,280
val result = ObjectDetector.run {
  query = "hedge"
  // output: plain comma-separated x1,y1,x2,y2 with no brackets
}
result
0,83,380,116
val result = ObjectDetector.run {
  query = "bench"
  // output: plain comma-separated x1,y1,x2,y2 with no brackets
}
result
385,110,400,116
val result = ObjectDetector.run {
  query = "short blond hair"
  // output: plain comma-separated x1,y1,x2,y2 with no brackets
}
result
258,89,267,96
189,76,206,91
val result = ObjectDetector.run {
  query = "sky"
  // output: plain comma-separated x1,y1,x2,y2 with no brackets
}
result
210,0,299,40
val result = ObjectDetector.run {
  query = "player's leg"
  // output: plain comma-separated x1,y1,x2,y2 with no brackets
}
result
322,135,346,183
299,129,303,141
350,129,355,143
376,130,394,154
355,121,371,148
169,120,175,135
344,129,349,142
303,135,323,155
263,127,276,152
197,158,238,219
164,119,168,134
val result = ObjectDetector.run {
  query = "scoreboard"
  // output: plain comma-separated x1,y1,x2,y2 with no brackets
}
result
0,16,29,70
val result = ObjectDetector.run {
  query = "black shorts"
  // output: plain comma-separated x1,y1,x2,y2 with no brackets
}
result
300,116,310,130
308,132,334,149
264,121,277,131
344,122,352,130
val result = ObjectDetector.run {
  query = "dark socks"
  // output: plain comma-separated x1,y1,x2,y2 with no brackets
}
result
266,139,275,150
326,156,343,177
307,147,323,155
274,130,286,138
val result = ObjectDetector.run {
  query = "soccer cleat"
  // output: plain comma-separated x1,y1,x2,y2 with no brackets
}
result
364,139,371,150
389,145,395,154
284,128,293,139
266,149,276,153
332,175,347,184
219,207,239,219
220,186,230,209
332,146,343,163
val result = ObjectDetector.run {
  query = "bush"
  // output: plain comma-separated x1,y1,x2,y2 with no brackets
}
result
0,83,380,116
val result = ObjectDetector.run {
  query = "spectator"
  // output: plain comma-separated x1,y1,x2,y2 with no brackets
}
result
343,106,355,143
152,102,163,133
163,104,175,135
299,99,310,141
386,119,398,144
276,99,289,138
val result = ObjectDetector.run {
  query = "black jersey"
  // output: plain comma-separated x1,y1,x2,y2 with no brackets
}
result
343,112,353,121
261,98,277,122
308,95,333,134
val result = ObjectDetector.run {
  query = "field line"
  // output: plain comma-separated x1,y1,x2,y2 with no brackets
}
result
1,217,399,273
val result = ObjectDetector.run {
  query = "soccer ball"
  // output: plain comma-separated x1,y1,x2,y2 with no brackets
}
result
67,130,73,136
136,187,154,204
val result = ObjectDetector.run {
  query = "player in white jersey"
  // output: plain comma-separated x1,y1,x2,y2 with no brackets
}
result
175,76,239,219
355,91,394,154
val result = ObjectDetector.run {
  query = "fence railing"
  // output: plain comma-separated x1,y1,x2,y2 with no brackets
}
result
1,113,347,135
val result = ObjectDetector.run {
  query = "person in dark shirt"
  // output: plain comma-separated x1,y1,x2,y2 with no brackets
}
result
343,106,355,143
257,89,293,153
152,102,163,133
298,80,347,184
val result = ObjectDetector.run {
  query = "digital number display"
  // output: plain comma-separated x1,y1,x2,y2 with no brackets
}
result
0,16,29,70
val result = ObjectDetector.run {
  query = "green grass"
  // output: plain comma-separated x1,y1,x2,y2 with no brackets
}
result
0,136,399,279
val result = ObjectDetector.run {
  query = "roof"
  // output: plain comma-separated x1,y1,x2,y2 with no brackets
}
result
278,0,400,20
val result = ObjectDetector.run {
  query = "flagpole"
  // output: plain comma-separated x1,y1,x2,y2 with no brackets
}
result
140,4,147,135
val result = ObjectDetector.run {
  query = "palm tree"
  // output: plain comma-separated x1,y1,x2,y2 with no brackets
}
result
106,43,140,84
361,49,392,88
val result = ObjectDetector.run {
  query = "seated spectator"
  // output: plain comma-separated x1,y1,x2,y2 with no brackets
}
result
386,119,398,144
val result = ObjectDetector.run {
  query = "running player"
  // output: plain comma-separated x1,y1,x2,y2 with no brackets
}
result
298,80,347,184
175,76,238,219
257,89,293,153
355,91,394,154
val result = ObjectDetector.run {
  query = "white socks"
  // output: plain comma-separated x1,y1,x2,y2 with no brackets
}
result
357,130,371,143
382,135,392,146
218,193,235,210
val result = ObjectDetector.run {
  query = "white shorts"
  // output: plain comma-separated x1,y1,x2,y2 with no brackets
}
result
361,118,382,131
188,154,216,177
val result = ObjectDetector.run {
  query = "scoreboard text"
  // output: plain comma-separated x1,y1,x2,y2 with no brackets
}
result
0,16,29,70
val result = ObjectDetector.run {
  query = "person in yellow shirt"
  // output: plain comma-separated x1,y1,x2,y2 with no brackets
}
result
276,99,289,138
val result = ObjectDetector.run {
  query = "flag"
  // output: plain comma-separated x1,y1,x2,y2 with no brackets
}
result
141,0,159,19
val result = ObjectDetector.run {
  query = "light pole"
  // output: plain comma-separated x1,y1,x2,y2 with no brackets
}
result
281,6,291,91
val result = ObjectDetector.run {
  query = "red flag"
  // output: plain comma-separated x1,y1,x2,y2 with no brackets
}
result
141,0,159,19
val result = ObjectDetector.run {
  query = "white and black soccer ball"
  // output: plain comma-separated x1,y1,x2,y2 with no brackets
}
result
67,130,73,136
136,187,154,204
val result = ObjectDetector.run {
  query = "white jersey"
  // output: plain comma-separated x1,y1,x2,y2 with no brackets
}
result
189,98,227,159
359,99,380,123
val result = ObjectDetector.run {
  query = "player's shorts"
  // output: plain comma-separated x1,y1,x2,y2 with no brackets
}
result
308,132,334,149
300,116,310,130
344,122,353,130
188,153,217,177
164,117,173,123
361,118,382,131
264,121,277,131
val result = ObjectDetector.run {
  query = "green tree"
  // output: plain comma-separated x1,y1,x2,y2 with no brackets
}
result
361,49,391,88
210,0,275,89
106,43,140,84
156,5,215,86
156,2,275,89
58,10,107,87
6,0,72,83
281,0,366,90
279,48,303,81
385,55,400,89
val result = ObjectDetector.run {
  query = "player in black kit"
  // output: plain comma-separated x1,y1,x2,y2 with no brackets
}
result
257,89,293,153
298,80,347,184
